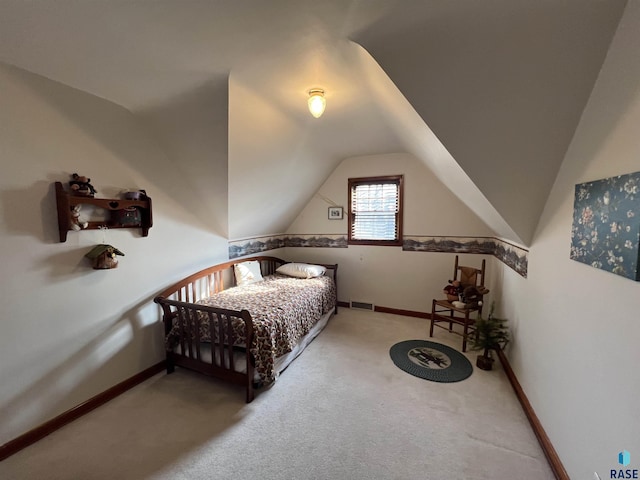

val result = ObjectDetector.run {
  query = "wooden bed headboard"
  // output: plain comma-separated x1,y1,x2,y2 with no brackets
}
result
155,256,338,306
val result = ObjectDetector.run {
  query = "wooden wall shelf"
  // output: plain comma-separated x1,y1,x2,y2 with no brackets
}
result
55,182,152,242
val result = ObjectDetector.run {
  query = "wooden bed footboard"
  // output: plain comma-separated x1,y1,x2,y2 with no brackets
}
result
154,256,338,402
153,297,256,402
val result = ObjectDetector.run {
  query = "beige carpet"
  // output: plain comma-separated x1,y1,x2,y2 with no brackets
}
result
0,309,555,479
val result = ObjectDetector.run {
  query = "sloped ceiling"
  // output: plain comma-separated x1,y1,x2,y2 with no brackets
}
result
354,0,627,244
0,0,627,245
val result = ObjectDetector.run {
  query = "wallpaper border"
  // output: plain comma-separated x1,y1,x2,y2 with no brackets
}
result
229,234,528,277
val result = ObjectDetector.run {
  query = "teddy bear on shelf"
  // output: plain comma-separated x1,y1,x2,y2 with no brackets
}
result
69,173,97,197
69,204,88,231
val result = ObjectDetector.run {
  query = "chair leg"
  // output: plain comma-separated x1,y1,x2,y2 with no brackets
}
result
461,310,470,352
429,299,435,337
462,323,468,352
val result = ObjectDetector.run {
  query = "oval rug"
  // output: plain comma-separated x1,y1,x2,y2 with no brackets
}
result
389,340,473,383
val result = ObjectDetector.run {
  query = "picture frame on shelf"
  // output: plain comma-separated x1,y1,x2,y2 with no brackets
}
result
328,206,343,220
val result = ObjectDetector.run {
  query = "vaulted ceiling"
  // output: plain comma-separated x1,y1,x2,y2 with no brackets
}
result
0,0,627,245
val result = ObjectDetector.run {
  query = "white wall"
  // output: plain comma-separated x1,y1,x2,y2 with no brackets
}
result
286,152,496,312
137,77,229,238
0,64,229,444
498,2,640,477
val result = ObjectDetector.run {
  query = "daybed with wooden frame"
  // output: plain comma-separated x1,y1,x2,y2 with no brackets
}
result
154,256,338,402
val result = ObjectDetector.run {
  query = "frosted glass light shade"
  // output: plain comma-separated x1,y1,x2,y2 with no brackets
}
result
308,89,326,118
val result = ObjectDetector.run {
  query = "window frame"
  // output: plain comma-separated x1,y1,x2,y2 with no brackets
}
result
347,175,404,246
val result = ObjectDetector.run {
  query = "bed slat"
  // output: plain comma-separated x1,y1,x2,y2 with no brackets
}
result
217,312,226,368
193,307,202,362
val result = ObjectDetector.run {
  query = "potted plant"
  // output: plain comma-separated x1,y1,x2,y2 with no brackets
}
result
470,302,509,370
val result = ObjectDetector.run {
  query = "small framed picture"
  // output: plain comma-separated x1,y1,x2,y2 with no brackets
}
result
328,206,343,220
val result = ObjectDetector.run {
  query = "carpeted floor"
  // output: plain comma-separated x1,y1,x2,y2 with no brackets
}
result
0,309,555,479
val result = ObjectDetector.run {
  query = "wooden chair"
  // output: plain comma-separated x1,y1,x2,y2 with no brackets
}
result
430,256,487,352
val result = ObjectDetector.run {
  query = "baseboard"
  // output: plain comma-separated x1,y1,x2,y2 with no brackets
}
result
496,350,569,480
339,301,431,319
0,360,166,462
374,305,430,319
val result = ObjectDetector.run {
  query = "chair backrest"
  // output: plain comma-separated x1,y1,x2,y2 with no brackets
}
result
453,255,485,289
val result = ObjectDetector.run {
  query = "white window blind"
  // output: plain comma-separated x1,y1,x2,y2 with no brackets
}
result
350,181,400,241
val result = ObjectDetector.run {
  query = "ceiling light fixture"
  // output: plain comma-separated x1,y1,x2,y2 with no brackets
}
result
308,88,326,118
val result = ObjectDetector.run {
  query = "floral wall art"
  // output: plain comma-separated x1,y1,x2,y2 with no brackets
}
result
570,171,640,281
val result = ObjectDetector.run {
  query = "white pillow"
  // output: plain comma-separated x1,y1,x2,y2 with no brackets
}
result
276,263,326,279
234,260,264,286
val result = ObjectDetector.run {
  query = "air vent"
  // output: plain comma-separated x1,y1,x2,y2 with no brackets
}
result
350,301,374,311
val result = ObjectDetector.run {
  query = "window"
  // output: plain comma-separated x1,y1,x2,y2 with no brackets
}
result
348,175,404,246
